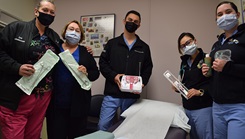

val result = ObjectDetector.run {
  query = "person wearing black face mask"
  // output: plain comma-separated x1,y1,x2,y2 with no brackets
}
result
0,0,60,138
37,10,55,26
98,10,153,131
125,21,139,33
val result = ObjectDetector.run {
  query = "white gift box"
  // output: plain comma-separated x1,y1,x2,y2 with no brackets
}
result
120,75,142,93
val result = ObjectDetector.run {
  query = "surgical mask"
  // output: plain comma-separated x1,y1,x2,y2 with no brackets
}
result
182,43,198,55
65,30,81,45
125,22,138,33
217,14,238,30
37,11,55,26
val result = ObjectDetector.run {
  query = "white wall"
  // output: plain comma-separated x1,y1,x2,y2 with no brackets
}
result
0,0,35,21
148,0,220,103
2,0,243,105
0,0,241,105
51,0,220,105
51,0,152,99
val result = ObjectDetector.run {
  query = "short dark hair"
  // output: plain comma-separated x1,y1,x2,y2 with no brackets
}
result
125,10,141,22
216,1,238,15
177,32,195,54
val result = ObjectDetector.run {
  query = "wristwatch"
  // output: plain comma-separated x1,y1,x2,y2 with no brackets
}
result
199,89,204,96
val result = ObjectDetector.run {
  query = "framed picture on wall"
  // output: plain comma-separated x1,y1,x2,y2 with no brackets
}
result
241,0,245,23
80,14,115,57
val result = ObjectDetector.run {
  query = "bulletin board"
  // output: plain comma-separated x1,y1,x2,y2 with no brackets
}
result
242,0,245,23
80,14,115,57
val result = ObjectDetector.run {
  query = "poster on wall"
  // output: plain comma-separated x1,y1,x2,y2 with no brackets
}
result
241,0,245,23
80,14,115,57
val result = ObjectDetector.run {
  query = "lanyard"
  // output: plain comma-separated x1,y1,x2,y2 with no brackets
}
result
178,64,187,82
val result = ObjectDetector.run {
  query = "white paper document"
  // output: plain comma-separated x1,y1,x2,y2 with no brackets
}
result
59,50,92,90
16,50,60,95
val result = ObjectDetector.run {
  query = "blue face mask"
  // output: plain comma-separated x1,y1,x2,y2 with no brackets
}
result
65,30,81,45
216,14,238,30
182,43,198,55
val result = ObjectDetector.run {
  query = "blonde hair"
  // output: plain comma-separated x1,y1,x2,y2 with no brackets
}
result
36,0,55,9
61,20,85,43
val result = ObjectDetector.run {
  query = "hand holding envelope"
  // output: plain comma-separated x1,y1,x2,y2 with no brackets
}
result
16,50,60,95
16,49,92,95
59,50,92,90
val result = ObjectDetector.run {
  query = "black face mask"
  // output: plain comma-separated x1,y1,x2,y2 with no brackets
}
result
125,21,138,33
37,11,55,26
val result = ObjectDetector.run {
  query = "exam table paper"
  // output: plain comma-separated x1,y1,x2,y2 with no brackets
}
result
113,99,190,139
16,50,59,95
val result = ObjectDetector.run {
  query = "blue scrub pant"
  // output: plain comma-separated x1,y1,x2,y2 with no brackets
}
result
213,102,245,139
185,107,213,139
98,96,137,131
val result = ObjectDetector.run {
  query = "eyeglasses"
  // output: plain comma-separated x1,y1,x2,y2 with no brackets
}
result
180,39,193,49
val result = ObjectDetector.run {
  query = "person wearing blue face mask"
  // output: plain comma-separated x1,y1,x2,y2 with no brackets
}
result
98,10,153,131
202,1,245,139
46,20,100,139
176,32,213,139
0,0,60,138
